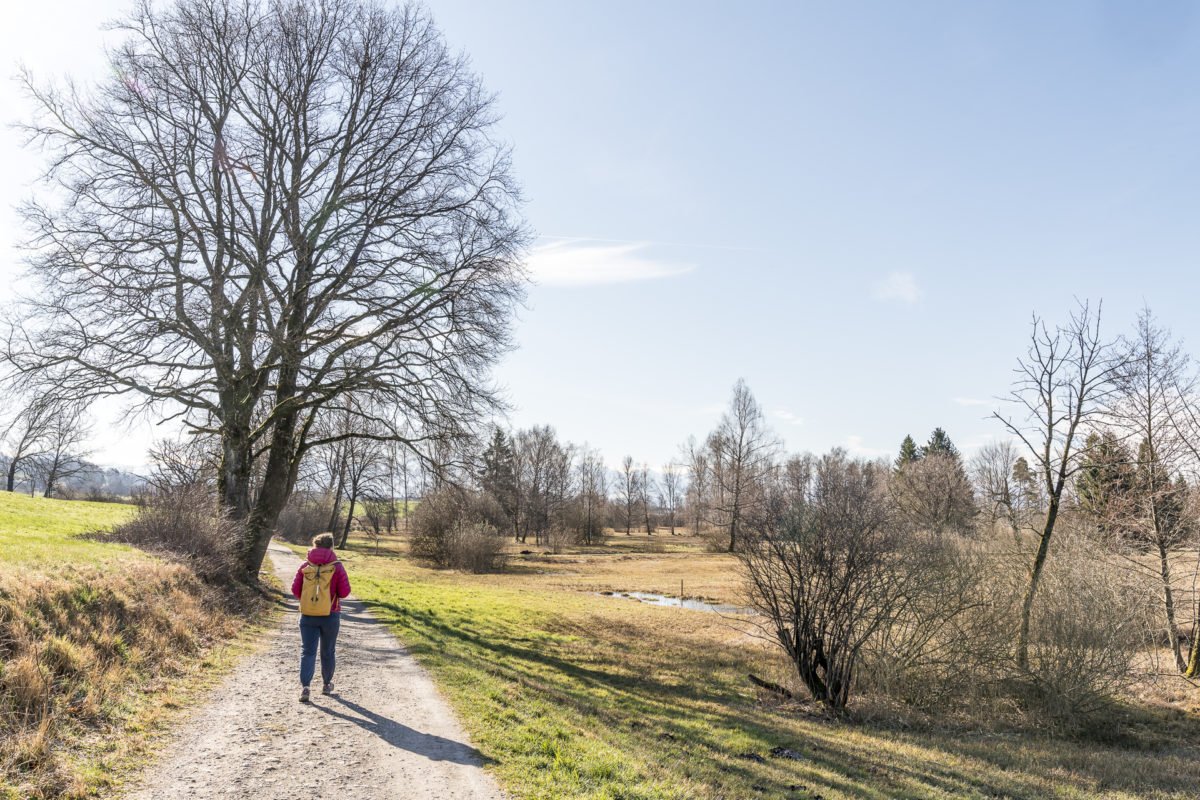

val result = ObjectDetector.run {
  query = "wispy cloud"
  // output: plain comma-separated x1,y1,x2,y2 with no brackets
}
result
872,271,921,304
772,409,804,426
952,397,992,407
842,435,891,458
526,241,693,287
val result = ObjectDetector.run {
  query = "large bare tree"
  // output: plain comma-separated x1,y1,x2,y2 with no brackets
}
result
994,303,1120,667
6,0,527,576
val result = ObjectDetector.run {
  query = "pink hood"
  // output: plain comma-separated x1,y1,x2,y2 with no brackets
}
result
306,547,339,565
292,548,351,612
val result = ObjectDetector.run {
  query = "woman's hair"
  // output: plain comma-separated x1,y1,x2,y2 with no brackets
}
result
312,533,335,549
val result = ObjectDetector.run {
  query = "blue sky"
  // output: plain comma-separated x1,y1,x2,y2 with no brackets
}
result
3,1,1200,469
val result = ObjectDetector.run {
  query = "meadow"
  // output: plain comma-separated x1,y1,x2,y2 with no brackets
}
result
330,529,1200,800
0,493,271,800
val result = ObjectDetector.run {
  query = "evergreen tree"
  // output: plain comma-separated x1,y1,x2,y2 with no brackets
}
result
1011,456,1043,522
1074,430,1133,526
479,427,518,537
1133,438,1191,548
923,427,960,460
895,434,921,470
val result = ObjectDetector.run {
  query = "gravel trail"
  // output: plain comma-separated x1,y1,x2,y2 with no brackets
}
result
125,541,502,800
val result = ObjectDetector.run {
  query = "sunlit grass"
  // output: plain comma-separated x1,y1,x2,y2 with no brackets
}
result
0,493,136,565
343,532,1200,800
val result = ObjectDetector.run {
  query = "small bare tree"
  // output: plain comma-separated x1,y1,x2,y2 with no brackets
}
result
708,379,780,552
994,302,1121,668
1105,309,1195,672
616,455,639,535
2,393,57,492
337,435,384,548
32,402,93,498
660,462,684,534
682,435,710,535
971,440,1024,537
637,463,656,534
574,446,608,545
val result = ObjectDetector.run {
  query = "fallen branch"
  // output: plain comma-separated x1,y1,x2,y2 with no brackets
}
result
748,673,793,699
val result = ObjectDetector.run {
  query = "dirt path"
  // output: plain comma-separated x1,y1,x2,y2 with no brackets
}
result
125,542,502,800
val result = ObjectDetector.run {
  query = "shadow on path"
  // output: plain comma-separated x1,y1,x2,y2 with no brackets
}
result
312,694,495,767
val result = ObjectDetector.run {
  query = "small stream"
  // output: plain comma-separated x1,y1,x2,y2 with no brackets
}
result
598,591,752,615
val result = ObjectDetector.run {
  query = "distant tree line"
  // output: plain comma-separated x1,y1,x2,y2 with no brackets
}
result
0,395,142,500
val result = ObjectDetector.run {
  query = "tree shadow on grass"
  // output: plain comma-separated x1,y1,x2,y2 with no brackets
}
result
365,599,1200,799
311,694,495,767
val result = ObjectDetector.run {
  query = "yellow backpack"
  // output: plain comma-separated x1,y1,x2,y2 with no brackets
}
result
299,560,339,616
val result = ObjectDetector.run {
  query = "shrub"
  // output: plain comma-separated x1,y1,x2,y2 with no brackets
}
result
856,535,1009,709
100,485,242,582
856,527,1147,729
1009,530,1147,728
410,487,507,572
275,491,335,544
739,450,909,711
546,526,574,554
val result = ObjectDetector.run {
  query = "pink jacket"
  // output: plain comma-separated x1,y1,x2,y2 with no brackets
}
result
292,547,351,614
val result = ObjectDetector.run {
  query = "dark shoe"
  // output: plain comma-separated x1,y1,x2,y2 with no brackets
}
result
322,682,334,695
299,687,310,703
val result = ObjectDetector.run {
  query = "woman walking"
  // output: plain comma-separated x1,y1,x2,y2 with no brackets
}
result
292,533,351,702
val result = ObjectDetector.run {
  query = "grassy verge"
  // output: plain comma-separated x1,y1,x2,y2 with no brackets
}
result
341,532,1200,800
0,492,274,800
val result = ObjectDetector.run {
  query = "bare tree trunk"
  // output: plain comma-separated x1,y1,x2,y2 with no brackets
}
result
240,352,304,578
1156,535,1186,672
217,406,254,521
1017,494,1060,669
327,443,348,533
340,490,358,549
1188,587,1200,677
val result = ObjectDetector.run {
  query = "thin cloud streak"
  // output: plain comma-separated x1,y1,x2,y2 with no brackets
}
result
526,241,694,286
872,271,922,304
537,234,776,253
843,435,891,458
773,409,805,426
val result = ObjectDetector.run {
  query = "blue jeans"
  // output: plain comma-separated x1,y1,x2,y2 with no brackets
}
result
299,612,340,687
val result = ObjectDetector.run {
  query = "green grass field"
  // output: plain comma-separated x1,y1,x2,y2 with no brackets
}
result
0,492,269,800
0,493,136,565
340,533,1200,800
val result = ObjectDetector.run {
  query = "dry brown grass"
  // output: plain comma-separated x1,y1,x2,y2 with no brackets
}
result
0,492,272,800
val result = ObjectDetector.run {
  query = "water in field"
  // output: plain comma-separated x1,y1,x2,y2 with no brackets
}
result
600,591,750,615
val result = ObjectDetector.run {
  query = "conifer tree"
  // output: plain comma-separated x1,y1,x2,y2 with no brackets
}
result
1074,430,1133,527
479,428,519,538
895,435,921,470
923,427,961,461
